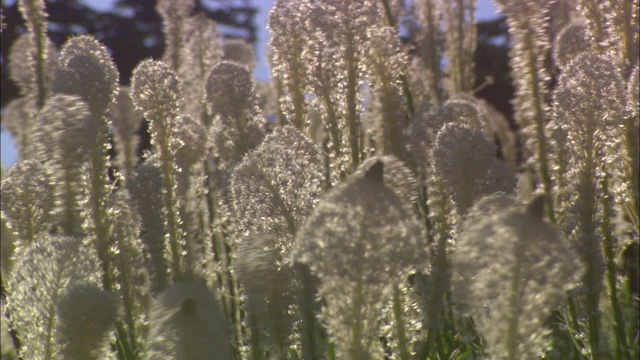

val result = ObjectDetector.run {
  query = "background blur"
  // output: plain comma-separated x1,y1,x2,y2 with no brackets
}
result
0,0,504,168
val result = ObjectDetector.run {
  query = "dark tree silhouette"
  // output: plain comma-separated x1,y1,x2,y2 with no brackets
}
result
474,16,514,123
0,0,258,110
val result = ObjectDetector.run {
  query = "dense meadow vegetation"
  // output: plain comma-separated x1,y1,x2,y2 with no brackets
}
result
0,0,638,359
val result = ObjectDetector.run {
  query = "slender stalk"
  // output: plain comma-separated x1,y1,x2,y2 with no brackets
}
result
298,264,320,360
158,131,183,279
248,314,265,360
345,47,361,169
378,0,415,115
89,130,114,291
392,284,411,360
600,172,631,360
505,260,523,360
521,29,556,224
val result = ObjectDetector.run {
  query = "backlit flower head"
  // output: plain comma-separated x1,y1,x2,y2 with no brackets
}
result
234,234,294,349
39,94,96,164
179,13,223,120
57,284,117,360
8,33,58,96
5,234,102,360
454,195,582,359
231,126,324,260
223,38,256,71
148,280,231,360
432,123,516,214
293,160,426,359
1,159,55,243
553,22,592,69
553,52,624,142
355,155,418,209
53,35,119,119
206,61,256,120
131,59,184,138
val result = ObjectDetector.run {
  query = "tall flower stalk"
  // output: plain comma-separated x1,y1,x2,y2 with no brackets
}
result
494,0,556,222
131,59,186,281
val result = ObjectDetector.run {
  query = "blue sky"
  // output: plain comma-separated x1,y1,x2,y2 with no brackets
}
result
1,0,500,169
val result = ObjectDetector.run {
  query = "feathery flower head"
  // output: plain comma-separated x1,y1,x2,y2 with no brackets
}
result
313,0,380,50
441,96,491,134
131,59,183,123
155,0,195,21
5,234,102,360
409,97,491,167
432,123,515,213
234,234,294,348
39,94,96,163
8,33,58,95
53,35,119,118
454,195,582,359
365,26,406,84
222,38,257,70
553,52,624,142
553,22,592,69
206,62,265,168
175,114,208,168
1,159,55,241
57,284,117,360
231,126,324,259
294,159,426,285
148,280,231,360
293,160,426,359
355,155,418,209
206,61,256,120
179,13,223,119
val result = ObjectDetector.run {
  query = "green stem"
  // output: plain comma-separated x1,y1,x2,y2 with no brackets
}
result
600,172,631,360
89,131,114,292
392,284,411,360
378,0,415,115
345,47,361,170
521,29,556,224
505,258,523,360
159,130,183,279
249,314,265,360
298,264,320,360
